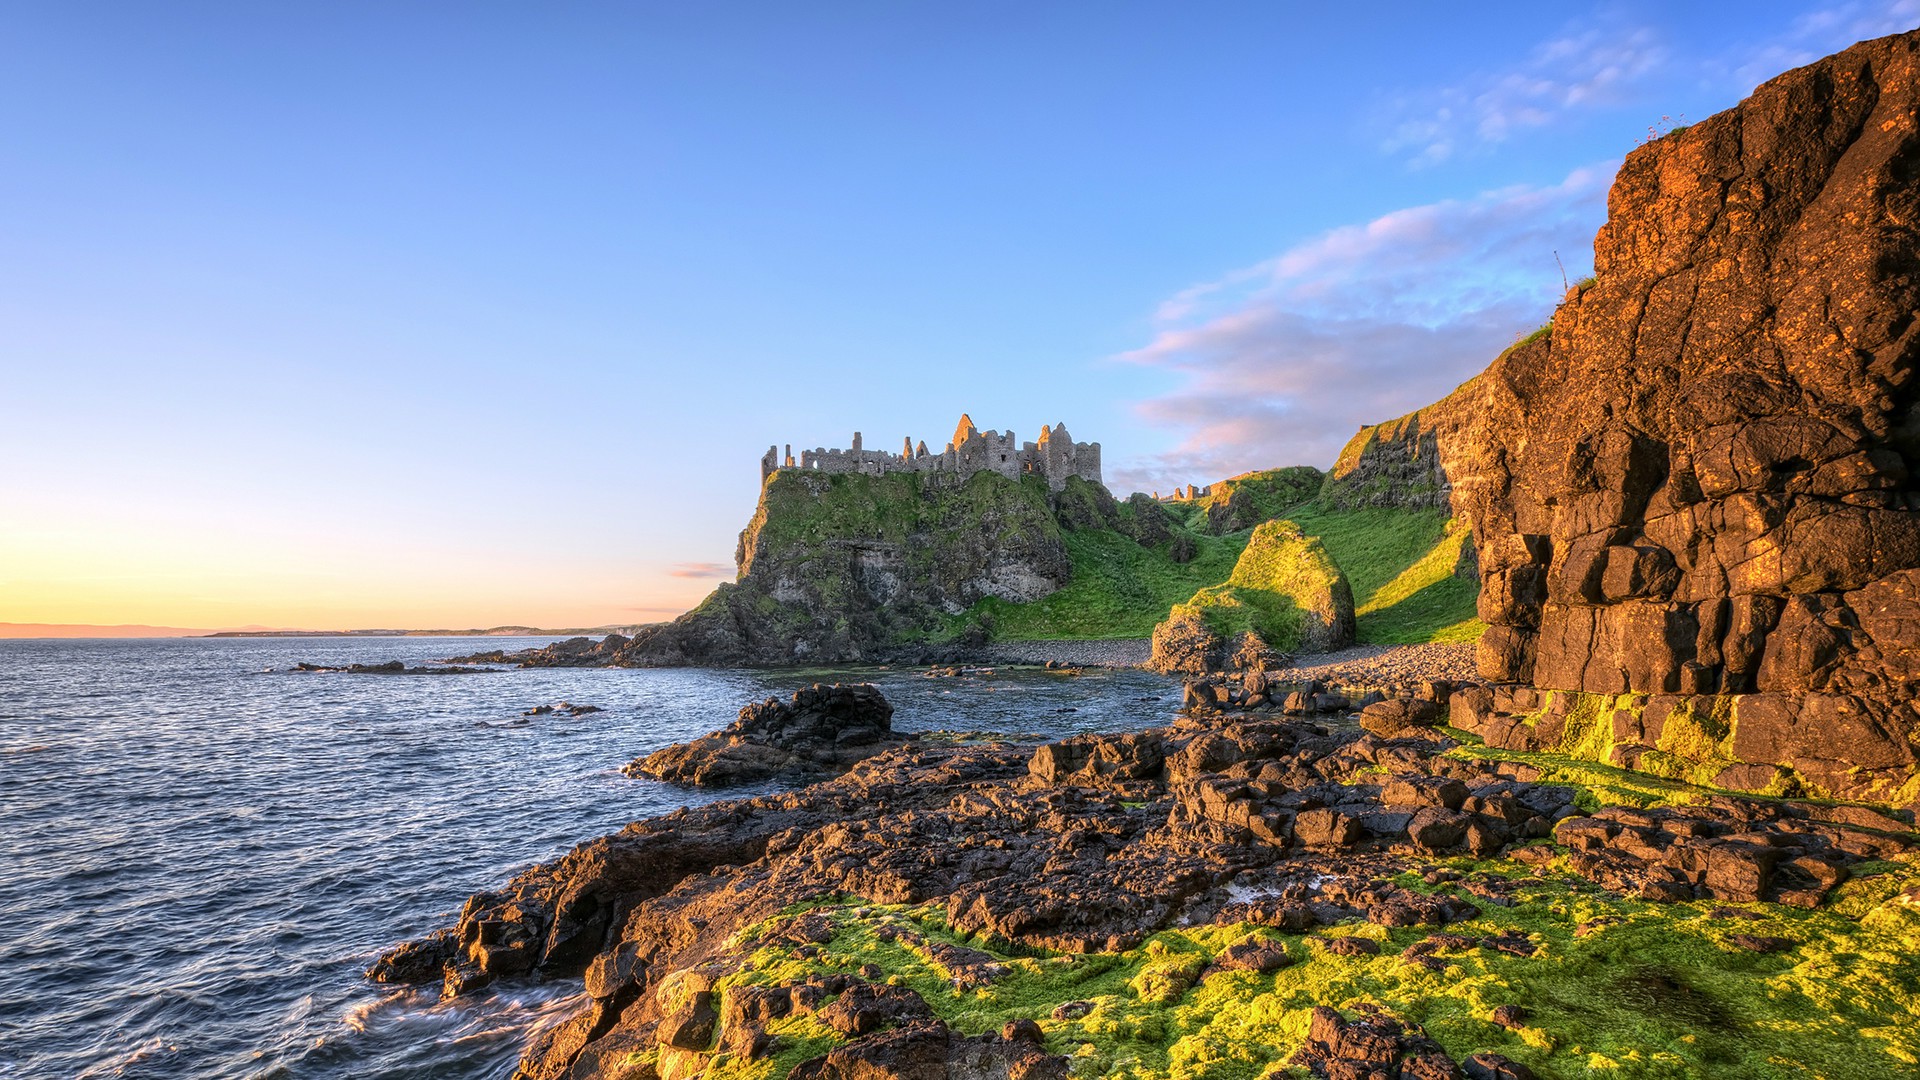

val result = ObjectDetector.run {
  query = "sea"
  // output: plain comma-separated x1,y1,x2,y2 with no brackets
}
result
0,636,1177,1079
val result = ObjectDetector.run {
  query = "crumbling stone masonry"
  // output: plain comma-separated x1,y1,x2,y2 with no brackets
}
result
761,413,1102,493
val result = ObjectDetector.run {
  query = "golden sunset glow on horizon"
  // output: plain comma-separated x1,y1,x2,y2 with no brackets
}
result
0,526,711,632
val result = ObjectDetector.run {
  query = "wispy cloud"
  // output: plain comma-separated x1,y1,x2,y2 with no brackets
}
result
1382,19,1666,167
1719,0,1920,92
667,562,734,579
1383,2,1920,166
1109,164,1615,497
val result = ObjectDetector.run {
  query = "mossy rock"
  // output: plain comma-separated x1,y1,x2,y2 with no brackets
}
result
1157,519,1355,657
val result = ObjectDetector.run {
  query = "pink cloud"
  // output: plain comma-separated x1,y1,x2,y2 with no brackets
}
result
1107,164,1614,497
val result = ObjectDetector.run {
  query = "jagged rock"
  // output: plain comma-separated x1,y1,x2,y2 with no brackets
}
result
816,983,935,1037
1290,1006,1465,1080
1464,1054,1538,1080
626,683,901,786
1147,611,1230,676
1212,936,1295,974
290,659,500,675
1382,776,1469,810
788,1018,1069,1080
1027,733,1165,791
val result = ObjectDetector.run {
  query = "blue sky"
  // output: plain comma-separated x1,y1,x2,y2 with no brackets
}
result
3,1,1915,629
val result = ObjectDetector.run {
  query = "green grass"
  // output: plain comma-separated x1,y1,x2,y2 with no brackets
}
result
690,858,1920,1080
969,528,1248,640
973,500,1483,647
1284,505,1483,644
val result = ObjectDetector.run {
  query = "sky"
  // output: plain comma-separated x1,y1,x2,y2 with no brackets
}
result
3,1,1915,632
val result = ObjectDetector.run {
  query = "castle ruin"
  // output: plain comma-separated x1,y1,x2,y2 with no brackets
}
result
761,414,1103,493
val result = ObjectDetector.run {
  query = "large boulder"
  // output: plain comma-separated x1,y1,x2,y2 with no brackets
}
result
1148,519,1354,673
625,683,902,786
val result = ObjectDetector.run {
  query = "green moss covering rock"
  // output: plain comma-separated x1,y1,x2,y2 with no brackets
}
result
689,850,1920,1080
1153,520,1355,666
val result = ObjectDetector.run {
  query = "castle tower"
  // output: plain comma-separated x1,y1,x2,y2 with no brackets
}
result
952,413,980,447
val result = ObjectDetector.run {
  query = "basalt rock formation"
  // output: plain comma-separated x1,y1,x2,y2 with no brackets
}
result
1333,30,1920,806
625,683,903,787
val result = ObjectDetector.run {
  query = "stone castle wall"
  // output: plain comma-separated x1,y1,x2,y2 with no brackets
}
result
761,414,1103,493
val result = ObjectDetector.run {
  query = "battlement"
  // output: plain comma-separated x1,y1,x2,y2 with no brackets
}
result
760,414,1103,493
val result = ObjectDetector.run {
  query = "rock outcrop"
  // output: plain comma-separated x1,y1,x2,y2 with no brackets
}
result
1338,31,1920,805
625,683,903,786
1321,378,1482,512
1148,519,1355,673
612,469,1076,666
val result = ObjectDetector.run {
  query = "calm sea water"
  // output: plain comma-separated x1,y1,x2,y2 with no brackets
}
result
0,636,1175,1079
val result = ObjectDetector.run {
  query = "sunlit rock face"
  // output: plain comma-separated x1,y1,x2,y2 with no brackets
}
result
1333,31,1920,805
1454,30,1920,804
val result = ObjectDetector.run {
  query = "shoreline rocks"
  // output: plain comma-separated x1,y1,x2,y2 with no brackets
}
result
285,660,499,675
624,683,903,787
371,691,1916,1077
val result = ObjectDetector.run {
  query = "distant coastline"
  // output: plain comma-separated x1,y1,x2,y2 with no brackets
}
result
201,626,652,638
0,622,654,640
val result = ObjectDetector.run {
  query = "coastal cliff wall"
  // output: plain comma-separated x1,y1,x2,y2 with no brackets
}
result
1396,30,1920,806
613,469,1077,665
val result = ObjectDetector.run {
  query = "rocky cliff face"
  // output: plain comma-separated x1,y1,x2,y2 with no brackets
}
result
614,469,1075,666
1439,31,1920,805
1320,376,1485,512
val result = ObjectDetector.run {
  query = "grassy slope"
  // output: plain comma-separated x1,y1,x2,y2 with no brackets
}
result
1284,505,1485,644
971,529,1245,640
982,499,1484,647
1194,467,1326,530
666,737,1920,1080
